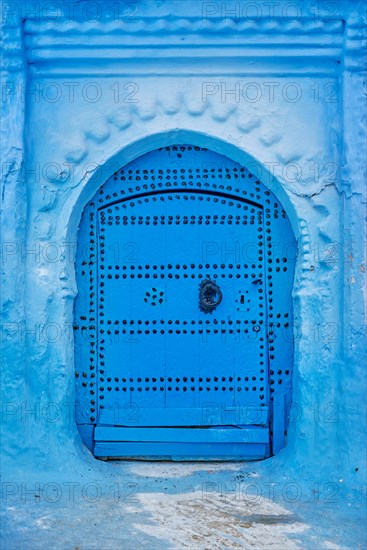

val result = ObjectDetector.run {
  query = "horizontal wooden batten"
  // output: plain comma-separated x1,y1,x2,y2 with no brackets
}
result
94,426,270,459
98,406,269,427
93,441,268,459
95,426,269,443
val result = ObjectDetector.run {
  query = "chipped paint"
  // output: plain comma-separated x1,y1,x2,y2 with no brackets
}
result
1,1,366,548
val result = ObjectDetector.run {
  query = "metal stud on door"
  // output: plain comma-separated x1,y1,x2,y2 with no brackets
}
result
74,145,296,460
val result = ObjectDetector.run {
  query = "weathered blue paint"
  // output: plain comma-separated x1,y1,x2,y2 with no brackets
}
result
1,1,366,548
75,145,295,459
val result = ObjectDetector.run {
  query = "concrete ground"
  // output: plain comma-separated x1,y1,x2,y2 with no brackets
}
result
1,459,365,549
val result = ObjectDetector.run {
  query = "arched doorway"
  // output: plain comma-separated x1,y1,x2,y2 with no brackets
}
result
74,145,296,460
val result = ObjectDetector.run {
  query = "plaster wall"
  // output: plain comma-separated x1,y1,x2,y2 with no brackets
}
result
1,0,366,495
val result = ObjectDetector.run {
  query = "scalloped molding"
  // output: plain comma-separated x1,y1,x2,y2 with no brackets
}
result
22,12,351,77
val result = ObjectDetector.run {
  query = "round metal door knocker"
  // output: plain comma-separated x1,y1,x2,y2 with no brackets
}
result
199,279,222,313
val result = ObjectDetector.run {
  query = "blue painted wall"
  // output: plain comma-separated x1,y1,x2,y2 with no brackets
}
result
1,0,365,528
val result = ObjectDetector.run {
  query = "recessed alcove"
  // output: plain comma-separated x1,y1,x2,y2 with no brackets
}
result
74,143,296,459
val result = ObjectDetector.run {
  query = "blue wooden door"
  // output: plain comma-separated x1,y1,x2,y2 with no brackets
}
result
74,145,295,460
